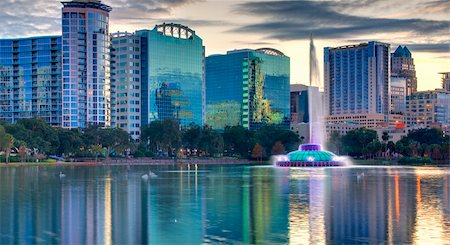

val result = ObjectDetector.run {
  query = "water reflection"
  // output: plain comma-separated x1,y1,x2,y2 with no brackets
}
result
0,165,449,244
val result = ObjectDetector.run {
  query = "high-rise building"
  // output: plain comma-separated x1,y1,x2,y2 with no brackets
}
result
110,23,205,132
406,90,450,127
440,72,450,92
110,32,142,140
391,46,417,96
206,48,290,130
0,36,62,125
290,84,309,124
61,0,112,128
137,24,205,127
390,77,406,115
324,41,391,119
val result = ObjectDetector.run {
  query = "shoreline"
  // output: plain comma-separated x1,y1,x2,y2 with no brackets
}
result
0,158,255,167
1,159,449,168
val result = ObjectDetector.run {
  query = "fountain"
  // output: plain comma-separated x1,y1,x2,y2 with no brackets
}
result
276,35,346,167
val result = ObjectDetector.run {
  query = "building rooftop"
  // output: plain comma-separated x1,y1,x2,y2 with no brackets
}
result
154,23,196,40
393,46,412,58
61,0,112,12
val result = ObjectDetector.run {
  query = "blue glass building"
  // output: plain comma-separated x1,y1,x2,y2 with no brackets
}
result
324,41,390,117
136,23,205,127
0,36,62,125
61,0,112,128
206,48,290,130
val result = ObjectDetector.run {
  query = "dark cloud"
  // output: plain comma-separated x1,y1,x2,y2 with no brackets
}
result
232,1,450,42
404,43,450,53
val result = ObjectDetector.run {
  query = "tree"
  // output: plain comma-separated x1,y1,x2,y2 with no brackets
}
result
223,125,256,158
271,141,285,155
387,141,395,158
255,125,299,155
365,140,382,159
57,128,83,157
0,134,14,163
18,145,27,163
252,143,264,162
141,119,181,156
342,128,378,157
327,130,342,154
198,125,224,156
182,123,202,151
90,144,103,163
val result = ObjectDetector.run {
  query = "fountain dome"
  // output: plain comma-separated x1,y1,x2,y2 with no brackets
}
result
276,144,344,167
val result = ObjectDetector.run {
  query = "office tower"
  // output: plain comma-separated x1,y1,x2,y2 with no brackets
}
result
61,0,112,128
110,23,205,131
324,41,391,118
0,36,62,125
441,72,450,92
206,48,290,130
390,77,406,115
136,24,205,127
406,90,450,127
290,84,309,124
110,32,142,140
391,46,417,95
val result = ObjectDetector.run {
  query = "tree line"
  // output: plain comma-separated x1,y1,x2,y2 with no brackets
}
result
0,118,299,163
327,127,449,162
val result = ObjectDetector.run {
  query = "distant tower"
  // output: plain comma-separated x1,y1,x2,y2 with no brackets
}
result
391,46,417,96
440,72,450,92
324,41,391,117
61,0,112,128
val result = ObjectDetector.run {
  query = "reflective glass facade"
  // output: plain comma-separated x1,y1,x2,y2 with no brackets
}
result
136,24,205,127
62,1,112,128
111,33,142,140
324,41,390,117
0,36,62,125
206,49,290,130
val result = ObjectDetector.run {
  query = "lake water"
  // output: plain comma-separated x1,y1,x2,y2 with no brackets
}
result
0,165,449,244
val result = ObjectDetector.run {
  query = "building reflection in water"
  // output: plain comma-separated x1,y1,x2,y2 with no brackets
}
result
0,165,449,244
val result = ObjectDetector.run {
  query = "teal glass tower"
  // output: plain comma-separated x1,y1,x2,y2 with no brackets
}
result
0,36,62,126
206,48,290,130
136,23,205,127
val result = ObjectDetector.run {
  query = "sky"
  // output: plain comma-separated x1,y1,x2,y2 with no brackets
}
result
1,0,449,90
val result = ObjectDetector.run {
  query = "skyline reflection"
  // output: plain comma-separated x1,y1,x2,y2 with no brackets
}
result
0,165,449,244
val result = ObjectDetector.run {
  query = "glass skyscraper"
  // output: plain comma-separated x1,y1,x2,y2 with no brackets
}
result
136,23,205,127
324,41,390,117
110,23,205,135
0,36,62,126
206,48,290,130
61,0,112,128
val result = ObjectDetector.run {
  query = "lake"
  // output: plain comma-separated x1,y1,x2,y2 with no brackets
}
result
0,164,449,244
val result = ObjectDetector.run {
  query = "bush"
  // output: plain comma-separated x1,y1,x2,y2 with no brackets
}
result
398,157,433,165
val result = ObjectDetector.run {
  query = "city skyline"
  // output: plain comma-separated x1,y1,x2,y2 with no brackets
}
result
0,0,448,91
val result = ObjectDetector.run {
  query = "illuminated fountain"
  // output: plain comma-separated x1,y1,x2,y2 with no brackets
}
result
275,35,346,167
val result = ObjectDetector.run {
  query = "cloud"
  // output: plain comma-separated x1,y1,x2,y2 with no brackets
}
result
404,43,450,53
108,0,203,21
0,0,204,37
232,1,450,42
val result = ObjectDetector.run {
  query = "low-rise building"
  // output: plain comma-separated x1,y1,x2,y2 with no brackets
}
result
406,90,450,128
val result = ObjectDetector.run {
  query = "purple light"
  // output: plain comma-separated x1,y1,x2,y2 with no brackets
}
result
299,144,322,151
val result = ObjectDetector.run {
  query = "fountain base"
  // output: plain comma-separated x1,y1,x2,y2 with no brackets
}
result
275,144,345,167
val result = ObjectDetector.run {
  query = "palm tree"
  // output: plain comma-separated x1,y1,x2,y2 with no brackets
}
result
0,134,14,163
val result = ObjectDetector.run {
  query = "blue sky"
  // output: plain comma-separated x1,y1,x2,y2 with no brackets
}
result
1,0,449,90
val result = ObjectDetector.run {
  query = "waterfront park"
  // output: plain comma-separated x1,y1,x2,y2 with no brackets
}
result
1,38,449,245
